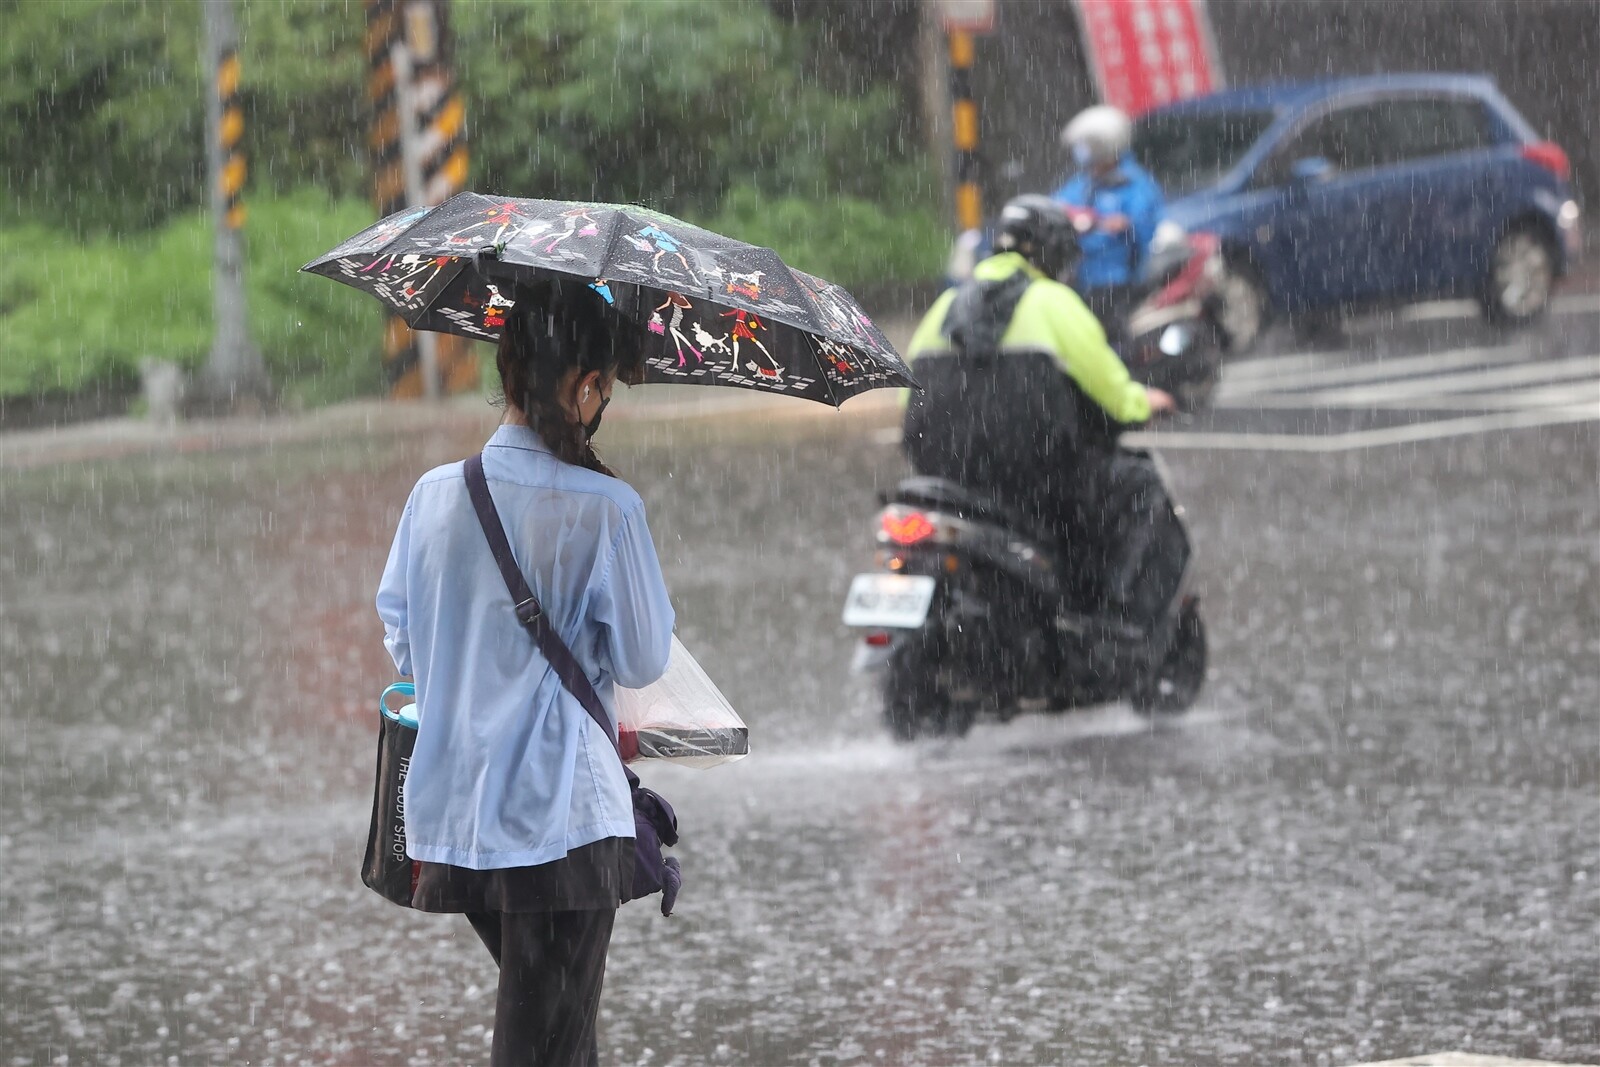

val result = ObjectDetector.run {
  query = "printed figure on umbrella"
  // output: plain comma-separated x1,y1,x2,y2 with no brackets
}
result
483,284,515,330
720,308,781,380
354,252,454,308
524,206,602,258
649,292,704,367
446,200,540,248
726,270,764,300
624,225,693,278
343,206,430,258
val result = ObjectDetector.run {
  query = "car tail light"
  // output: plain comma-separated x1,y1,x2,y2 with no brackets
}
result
880,509,937,545
1521,141,1570,182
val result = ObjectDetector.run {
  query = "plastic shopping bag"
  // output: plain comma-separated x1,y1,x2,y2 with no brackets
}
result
615,636,748,767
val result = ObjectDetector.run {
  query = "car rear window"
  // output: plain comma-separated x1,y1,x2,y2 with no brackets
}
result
1133,109,1277,197
1253,95,1498,186
1378,97,1496,162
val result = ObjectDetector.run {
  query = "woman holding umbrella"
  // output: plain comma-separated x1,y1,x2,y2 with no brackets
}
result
375,279,674,1066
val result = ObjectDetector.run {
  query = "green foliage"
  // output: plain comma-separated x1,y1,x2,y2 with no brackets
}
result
0,192,380,404
0,0,365,234
235,1,369,206
456,0,921,213
0,222,209,398
237,190,391,405
2,0,933,233
0,0,205,234
0,0,944,403
706,180,947,292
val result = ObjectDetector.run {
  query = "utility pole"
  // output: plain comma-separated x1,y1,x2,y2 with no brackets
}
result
198,0,268,413
917,0,952,221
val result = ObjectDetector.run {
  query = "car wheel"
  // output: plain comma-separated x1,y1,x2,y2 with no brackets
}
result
1129,598,1206,715
1290,308,1344,346
1482,225,1556,325
1214,261,1268,355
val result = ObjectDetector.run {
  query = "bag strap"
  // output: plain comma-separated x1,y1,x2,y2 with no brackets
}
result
463,452,630,772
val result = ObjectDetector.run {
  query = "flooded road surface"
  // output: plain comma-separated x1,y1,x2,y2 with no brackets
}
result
3,340,1597,1064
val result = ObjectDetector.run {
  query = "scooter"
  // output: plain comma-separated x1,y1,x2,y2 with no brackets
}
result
944,213,1226,409
1064,206,1227,411
841,449,1206,741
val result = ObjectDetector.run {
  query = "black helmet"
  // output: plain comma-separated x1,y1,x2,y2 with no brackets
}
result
995,194,1081,280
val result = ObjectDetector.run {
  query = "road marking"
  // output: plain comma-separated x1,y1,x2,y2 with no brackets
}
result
1219,349,1339,381
1224,354,1600,408
1399,299,1482,322
1374,292,1600,323
1131,402,1599,452
1347,1053,1599,1066
1390,380,1600,410
1218,345,1522,399
1556,291,1600,315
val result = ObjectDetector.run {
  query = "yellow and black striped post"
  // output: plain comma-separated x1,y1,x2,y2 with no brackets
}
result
402,0,475,396
199,0,265,409
948,29,982,232
365,0,473,399
217,46,246,230
404,0,469,209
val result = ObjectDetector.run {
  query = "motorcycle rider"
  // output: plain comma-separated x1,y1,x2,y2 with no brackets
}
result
1054,105,1166,343
903,195,1179,627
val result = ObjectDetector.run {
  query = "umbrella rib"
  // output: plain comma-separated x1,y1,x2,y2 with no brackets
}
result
809,335,845,410
409,254,475,329
593,209,634,298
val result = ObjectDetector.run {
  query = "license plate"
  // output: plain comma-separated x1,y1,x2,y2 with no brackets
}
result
841,573,937,629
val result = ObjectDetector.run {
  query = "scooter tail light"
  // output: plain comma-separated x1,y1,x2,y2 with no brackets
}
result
880,509,937,546
863,632,893,647
1521,141,1570,182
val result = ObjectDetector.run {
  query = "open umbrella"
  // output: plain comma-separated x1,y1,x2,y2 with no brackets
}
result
301,193,918,406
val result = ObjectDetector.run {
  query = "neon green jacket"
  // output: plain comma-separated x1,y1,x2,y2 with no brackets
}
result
906,252,1151,424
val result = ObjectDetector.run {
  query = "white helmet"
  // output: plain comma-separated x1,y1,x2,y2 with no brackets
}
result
1061,105,1132,168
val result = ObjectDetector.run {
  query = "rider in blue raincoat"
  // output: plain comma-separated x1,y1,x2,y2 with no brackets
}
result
1053,105,1165,337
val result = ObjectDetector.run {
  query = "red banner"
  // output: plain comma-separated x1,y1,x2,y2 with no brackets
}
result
1073,0,1223,115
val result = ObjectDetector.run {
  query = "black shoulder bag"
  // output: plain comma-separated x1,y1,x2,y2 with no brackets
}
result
463,453,682,916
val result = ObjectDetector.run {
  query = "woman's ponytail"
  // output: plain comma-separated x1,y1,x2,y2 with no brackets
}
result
494,279,637,476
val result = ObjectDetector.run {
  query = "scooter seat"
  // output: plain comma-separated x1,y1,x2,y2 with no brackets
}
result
887,476,1034,533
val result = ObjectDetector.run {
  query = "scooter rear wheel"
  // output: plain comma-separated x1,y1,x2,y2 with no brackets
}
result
883,635,976,741
1129,599,1206,714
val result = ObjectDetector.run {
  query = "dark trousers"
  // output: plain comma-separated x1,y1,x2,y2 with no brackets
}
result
465,908,617,1067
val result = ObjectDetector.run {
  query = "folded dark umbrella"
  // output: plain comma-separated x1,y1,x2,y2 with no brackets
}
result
301,193,919,406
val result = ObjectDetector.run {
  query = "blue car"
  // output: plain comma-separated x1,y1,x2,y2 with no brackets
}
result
1135,74,1581,351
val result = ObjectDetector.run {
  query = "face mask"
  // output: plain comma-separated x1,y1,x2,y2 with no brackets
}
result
584,393,611,439
1071,142,1093,168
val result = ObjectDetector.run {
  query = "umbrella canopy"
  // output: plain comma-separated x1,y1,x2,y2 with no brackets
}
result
301,193,918,406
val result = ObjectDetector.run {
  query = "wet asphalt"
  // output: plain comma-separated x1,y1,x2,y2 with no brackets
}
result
2,310,1596,1066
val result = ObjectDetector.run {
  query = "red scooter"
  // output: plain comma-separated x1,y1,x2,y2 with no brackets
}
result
1064,207,1225,411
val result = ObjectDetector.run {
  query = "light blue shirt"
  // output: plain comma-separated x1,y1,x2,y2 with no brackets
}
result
376,424,675,870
